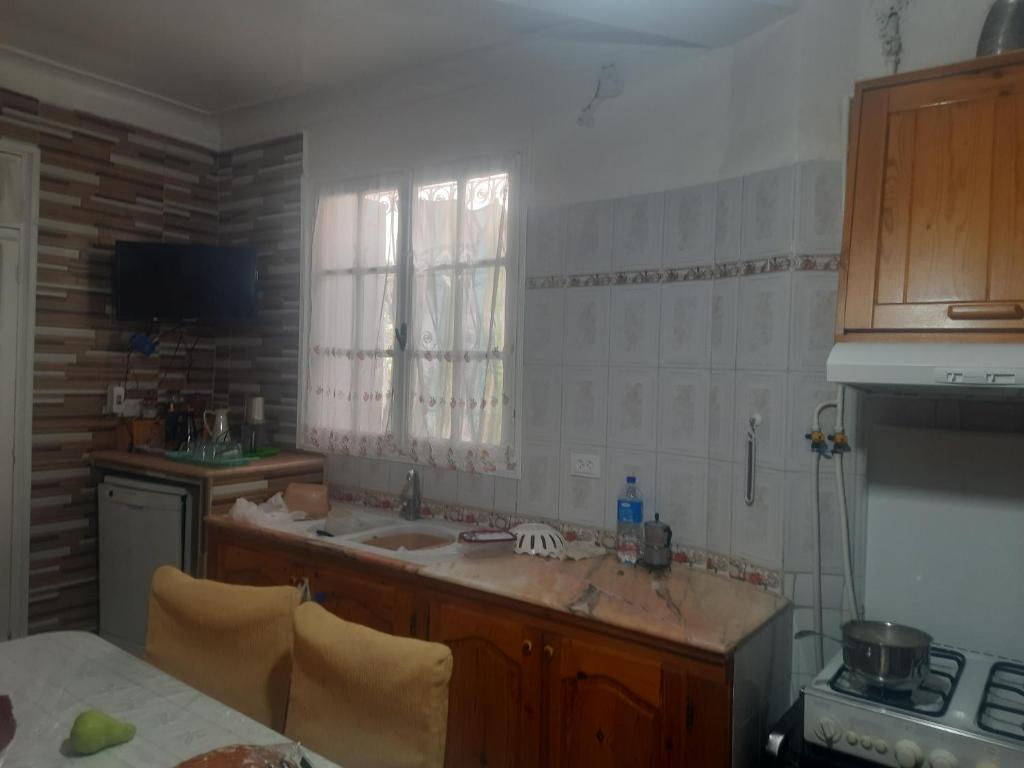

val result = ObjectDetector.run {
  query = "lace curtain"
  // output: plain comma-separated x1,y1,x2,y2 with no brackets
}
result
302,157,520,475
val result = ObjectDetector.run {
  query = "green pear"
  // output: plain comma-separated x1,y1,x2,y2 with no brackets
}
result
69,709,136,755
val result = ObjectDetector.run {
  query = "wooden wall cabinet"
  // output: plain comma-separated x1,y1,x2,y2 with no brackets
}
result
205,525,736,768
838,52,1024,339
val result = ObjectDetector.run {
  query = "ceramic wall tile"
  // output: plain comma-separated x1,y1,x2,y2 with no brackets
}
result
493,476,518,514
559,443,606,526
731,464,785,568
658,368,710,457
660,281,711,367
566,200,612,275
524,288,565,364
607,367,658,449
737,272,792,371
388,462,416,495
421,465,459,503
741,166,794,259
563,286,610,365
561,366,608,444
657,454,709,548
523,365,563,444
605,449,657,528
783,470,850,574
789,271,837,371
706,460,734,554
734,371,787,469
610,284,661,365
361,457,391,492
710,278,739,369
326,453,359,487
526,205,567,278
663,183,716,268
519,442,561,518
714,178,743,264
457,472,495,510
708,370,736,461
612,192,664,272
795,160,843,254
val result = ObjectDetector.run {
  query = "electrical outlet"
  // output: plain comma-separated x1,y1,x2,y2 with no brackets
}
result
570,452,601,479
106,384,126,415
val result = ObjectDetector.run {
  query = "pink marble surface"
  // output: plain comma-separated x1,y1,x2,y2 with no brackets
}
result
210,517,789,656
425,552,789,655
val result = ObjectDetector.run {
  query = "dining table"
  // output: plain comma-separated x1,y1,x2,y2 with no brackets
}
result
0,631,339,767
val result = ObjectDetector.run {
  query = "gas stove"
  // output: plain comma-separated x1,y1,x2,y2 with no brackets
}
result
802,645,1024,768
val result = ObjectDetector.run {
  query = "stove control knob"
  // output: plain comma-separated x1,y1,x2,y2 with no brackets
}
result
814,718,841,746
928,750,958,768
874,739,888,754
860,734,873,749
895,740,924,768
845,730,858,746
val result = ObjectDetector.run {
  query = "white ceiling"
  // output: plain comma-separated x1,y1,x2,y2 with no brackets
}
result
0,0,798,114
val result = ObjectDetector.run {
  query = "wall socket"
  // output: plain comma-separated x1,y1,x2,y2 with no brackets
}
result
105,384,126,415
570,452,601,479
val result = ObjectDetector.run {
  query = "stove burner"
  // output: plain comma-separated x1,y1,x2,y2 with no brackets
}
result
828,647,964,718
979,662,1024,743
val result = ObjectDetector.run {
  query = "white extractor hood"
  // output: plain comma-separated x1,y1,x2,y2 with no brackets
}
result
826,342,1024,397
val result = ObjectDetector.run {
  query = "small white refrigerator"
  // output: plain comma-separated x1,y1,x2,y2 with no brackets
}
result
98,475,194,655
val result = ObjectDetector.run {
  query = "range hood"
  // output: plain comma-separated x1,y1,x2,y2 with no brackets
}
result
826,342,1024,397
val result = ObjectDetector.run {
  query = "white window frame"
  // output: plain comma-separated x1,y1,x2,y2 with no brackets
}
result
298,151,524,477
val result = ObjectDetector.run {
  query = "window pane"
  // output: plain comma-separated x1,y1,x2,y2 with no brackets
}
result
354,353,393,435
461,172,508,264
309,275,354,352
459,359,505,445
413,179,458,267
359,189,399,268
460,266,506,353
313,192,358,271
358,272,396,352
412,270,454,353
409,357,453,440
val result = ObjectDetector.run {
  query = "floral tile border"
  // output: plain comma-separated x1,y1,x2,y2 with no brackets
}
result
525,253,838,290
328,484,783,593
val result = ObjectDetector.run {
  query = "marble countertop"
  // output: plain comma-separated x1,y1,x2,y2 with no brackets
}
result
206,515,789,657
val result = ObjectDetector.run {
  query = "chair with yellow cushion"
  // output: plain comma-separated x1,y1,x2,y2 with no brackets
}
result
285,601,453,768
145,565,300,732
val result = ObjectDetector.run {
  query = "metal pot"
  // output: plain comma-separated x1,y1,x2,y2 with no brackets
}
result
841,620,932,690
978,0,1024,57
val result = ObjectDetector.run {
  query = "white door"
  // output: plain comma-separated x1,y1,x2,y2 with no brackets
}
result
0,227,22,640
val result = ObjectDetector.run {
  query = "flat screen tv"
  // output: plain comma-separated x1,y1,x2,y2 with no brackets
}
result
113,241,258,322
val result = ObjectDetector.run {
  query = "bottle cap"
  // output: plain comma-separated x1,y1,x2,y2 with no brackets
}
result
626,475,636,483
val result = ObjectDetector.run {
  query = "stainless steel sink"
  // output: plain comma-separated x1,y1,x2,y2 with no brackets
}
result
348,523,457,552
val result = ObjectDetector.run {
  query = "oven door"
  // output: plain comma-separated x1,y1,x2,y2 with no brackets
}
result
765,696,897,768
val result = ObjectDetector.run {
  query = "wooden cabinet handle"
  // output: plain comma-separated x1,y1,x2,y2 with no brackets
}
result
947,303,1023,321
542,644,555,660
521,640,533,656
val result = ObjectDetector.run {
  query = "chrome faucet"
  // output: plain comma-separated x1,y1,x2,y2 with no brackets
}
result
398,468,421,520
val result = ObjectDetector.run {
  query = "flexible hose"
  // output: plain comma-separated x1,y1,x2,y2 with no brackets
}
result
810,450,825,670
834,384,862,621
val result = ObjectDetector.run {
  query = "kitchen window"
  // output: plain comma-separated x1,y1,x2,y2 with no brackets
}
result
301,156,521,475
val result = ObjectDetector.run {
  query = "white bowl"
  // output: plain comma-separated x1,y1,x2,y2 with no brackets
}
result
511,523,566,558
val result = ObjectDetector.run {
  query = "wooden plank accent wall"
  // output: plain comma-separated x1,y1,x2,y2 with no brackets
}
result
215,135,303,447
0,88,304,633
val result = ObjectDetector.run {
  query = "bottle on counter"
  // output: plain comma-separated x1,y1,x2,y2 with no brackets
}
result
616,475,644,565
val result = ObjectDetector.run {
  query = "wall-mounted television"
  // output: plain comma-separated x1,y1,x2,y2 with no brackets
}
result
113,241,258,322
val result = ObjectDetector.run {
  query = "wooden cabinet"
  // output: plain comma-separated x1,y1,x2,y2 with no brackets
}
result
205,523,734,768
430,599,543,768
305,563,416,636
214,540,294,587
838,52,1024,338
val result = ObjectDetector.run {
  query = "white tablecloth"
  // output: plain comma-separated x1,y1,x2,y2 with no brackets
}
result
0,631,338,768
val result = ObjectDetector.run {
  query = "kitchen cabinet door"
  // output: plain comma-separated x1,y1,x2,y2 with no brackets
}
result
840,55,1024,336
213,540,294,587
304,562,415,637
429,598,542,768
544,632,667,768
